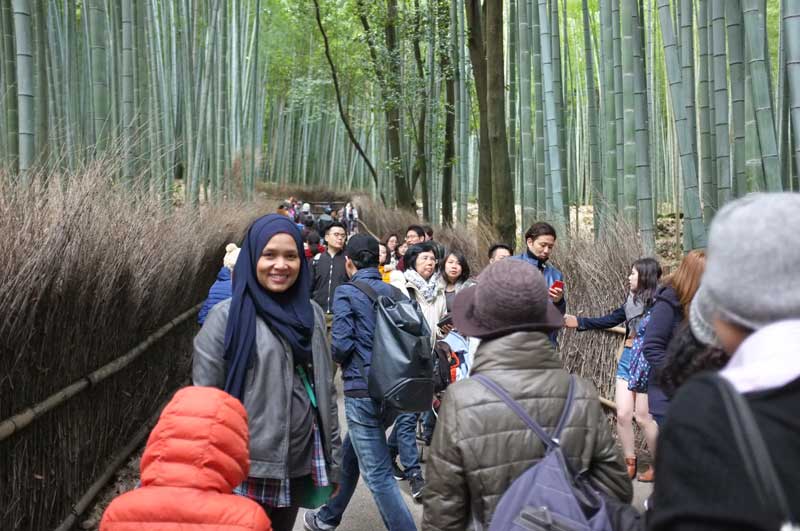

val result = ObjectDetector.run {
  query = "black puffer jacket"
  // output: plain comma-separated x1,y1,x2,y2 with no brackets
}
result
422,331,632,531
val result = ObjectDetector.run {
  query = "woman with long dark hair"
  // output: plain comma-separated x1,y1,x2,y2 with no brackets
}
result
564,257,662,480
382,233,400,273
193,214,340,531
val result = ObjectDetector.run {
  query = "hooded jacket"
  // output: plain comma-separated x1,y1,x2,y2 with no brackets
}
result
100,386,271,531
422,331,632,530
198,266,233,326
642,285,683,418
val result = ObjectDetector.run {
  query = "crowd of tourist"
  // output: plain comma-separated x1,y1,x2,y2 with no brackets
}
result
100,192,800,531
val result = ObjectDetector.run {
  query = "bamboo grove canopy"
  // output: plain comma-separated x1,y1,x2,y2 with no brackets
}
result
0,0,797,249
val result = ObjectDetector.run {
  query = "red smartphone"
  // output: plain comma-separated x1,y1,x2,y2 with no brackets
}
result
550,280,564,291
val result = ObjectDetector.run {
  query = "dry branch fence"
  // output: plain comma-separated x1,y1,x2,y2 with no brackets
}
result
0,164,261,531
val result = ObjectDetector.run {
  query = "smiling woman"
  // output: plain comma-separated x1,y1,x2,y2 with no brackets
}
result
256,233,301,293
192,214,341,531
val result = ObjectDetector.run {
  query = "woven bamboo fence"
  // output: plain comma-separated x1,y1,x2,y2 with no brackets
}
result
0,164,261,531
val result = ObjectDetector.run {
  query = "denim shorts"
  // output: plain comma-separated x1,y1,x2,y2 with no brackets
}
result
616,346,633,381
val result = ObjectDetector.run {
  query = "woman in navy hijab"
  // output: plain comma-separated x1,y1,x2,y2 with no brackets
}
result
193,214,341,531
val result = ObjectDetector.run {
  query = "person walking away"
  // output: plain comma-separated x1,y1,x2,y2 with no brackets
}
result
636,249,705,482
387,242,449,499
350,205,359,234
193,214,341,531
311,222,349,315
564,258,662,480
649,192,800,531
422,225,434,241
441,250,475,313
304,235,417,531
317,207,335,237
422,259,632,530
198,243,240,325
488,243,512,263
100,386,272,531
304,231,325,264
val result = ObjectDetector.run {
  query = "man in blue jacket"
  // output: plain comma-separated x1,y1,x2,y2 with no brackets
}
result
514,222,566,345
304,234,417,531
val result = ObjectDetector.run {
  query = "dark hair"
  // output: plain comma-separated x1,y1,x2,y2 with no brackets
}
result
324,221,347,235
303,216,315,228
383,233,399,260
524,221,557,243
306,231,321,246
444,250,471,283
422,225,434,239
658,323,730,398
406,224,426,240
349,249,379,270
404,241,436,272
632,257,662,308
488,243,513,259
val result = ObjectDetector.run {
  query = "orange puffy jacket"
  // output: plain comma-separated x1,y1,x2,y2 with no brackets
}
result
100,386,271,531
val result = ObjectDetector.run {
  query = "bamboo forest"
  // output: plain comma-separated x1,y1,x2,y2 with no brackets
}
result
0,0,796,250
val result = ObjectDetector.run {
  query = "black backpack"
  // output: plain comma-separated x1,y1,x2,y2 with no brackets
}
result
432,341,454,392
351,281,434,412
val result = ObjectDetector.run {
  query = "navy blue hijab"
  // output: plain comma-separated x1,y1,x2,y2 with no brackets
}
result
223,214,315,400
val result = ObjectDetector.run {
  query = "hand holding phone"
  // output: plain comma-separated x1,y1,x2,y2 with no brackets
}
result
549,280,564,303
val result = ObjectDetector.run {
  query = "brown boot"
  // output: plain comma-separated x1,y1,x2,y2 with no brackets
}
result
625,457,637,479
637,465,655,483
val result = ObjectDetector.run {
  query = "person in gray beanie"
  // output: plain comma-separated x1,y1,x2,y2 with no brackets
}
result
649,192,800,531
422,258,631,530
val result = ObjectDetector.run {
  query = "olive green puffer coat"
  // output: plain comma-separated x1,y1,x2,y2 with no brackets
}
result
422,330,633,531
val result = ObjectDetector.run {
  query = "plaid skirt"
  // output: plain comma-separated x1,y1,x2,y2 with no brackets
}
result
234,419,329,508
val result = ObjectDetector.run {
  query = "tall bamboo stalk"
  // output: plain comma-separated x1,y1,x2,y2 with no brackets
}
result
657,0,707,249
620,0,637,224
634,0,654,253
518,0,535,230
785,0,800,182
742,0,781,192
12,0,33,181
711,0,731,204
537,0,565,229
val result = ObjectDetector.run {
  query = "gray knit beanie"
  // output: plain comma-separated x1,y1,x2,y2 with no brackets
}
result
690,193,800,344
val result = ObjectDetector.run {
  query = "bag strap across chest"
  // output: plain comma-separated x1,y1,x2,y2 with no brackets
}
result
473,374,576,450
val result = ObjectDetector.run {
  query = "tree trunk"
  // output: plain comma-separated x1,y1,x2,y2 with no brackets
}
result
485,0,515,244
466,0,493,227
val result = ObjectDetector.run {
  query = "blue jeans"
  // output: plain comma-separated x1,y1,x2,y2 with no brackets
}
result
317,397,416,531
387,413,421,478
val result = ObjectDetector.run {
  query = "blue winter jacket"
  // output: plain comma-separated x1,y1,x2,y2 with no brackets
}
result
642,285,683,419
331,267,398,396
513,252,567,312
197,267,232,325
513,252,567,344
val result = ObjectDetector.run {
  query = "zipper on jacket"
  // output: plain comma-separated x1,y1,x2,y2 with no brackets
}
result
326,258,334,312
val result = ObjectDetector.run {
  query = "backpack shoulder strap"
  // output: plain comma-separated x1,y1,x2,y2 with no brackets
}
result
351,280,406,304
474,374,576,451
712,374,796,523
350,280,379,303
